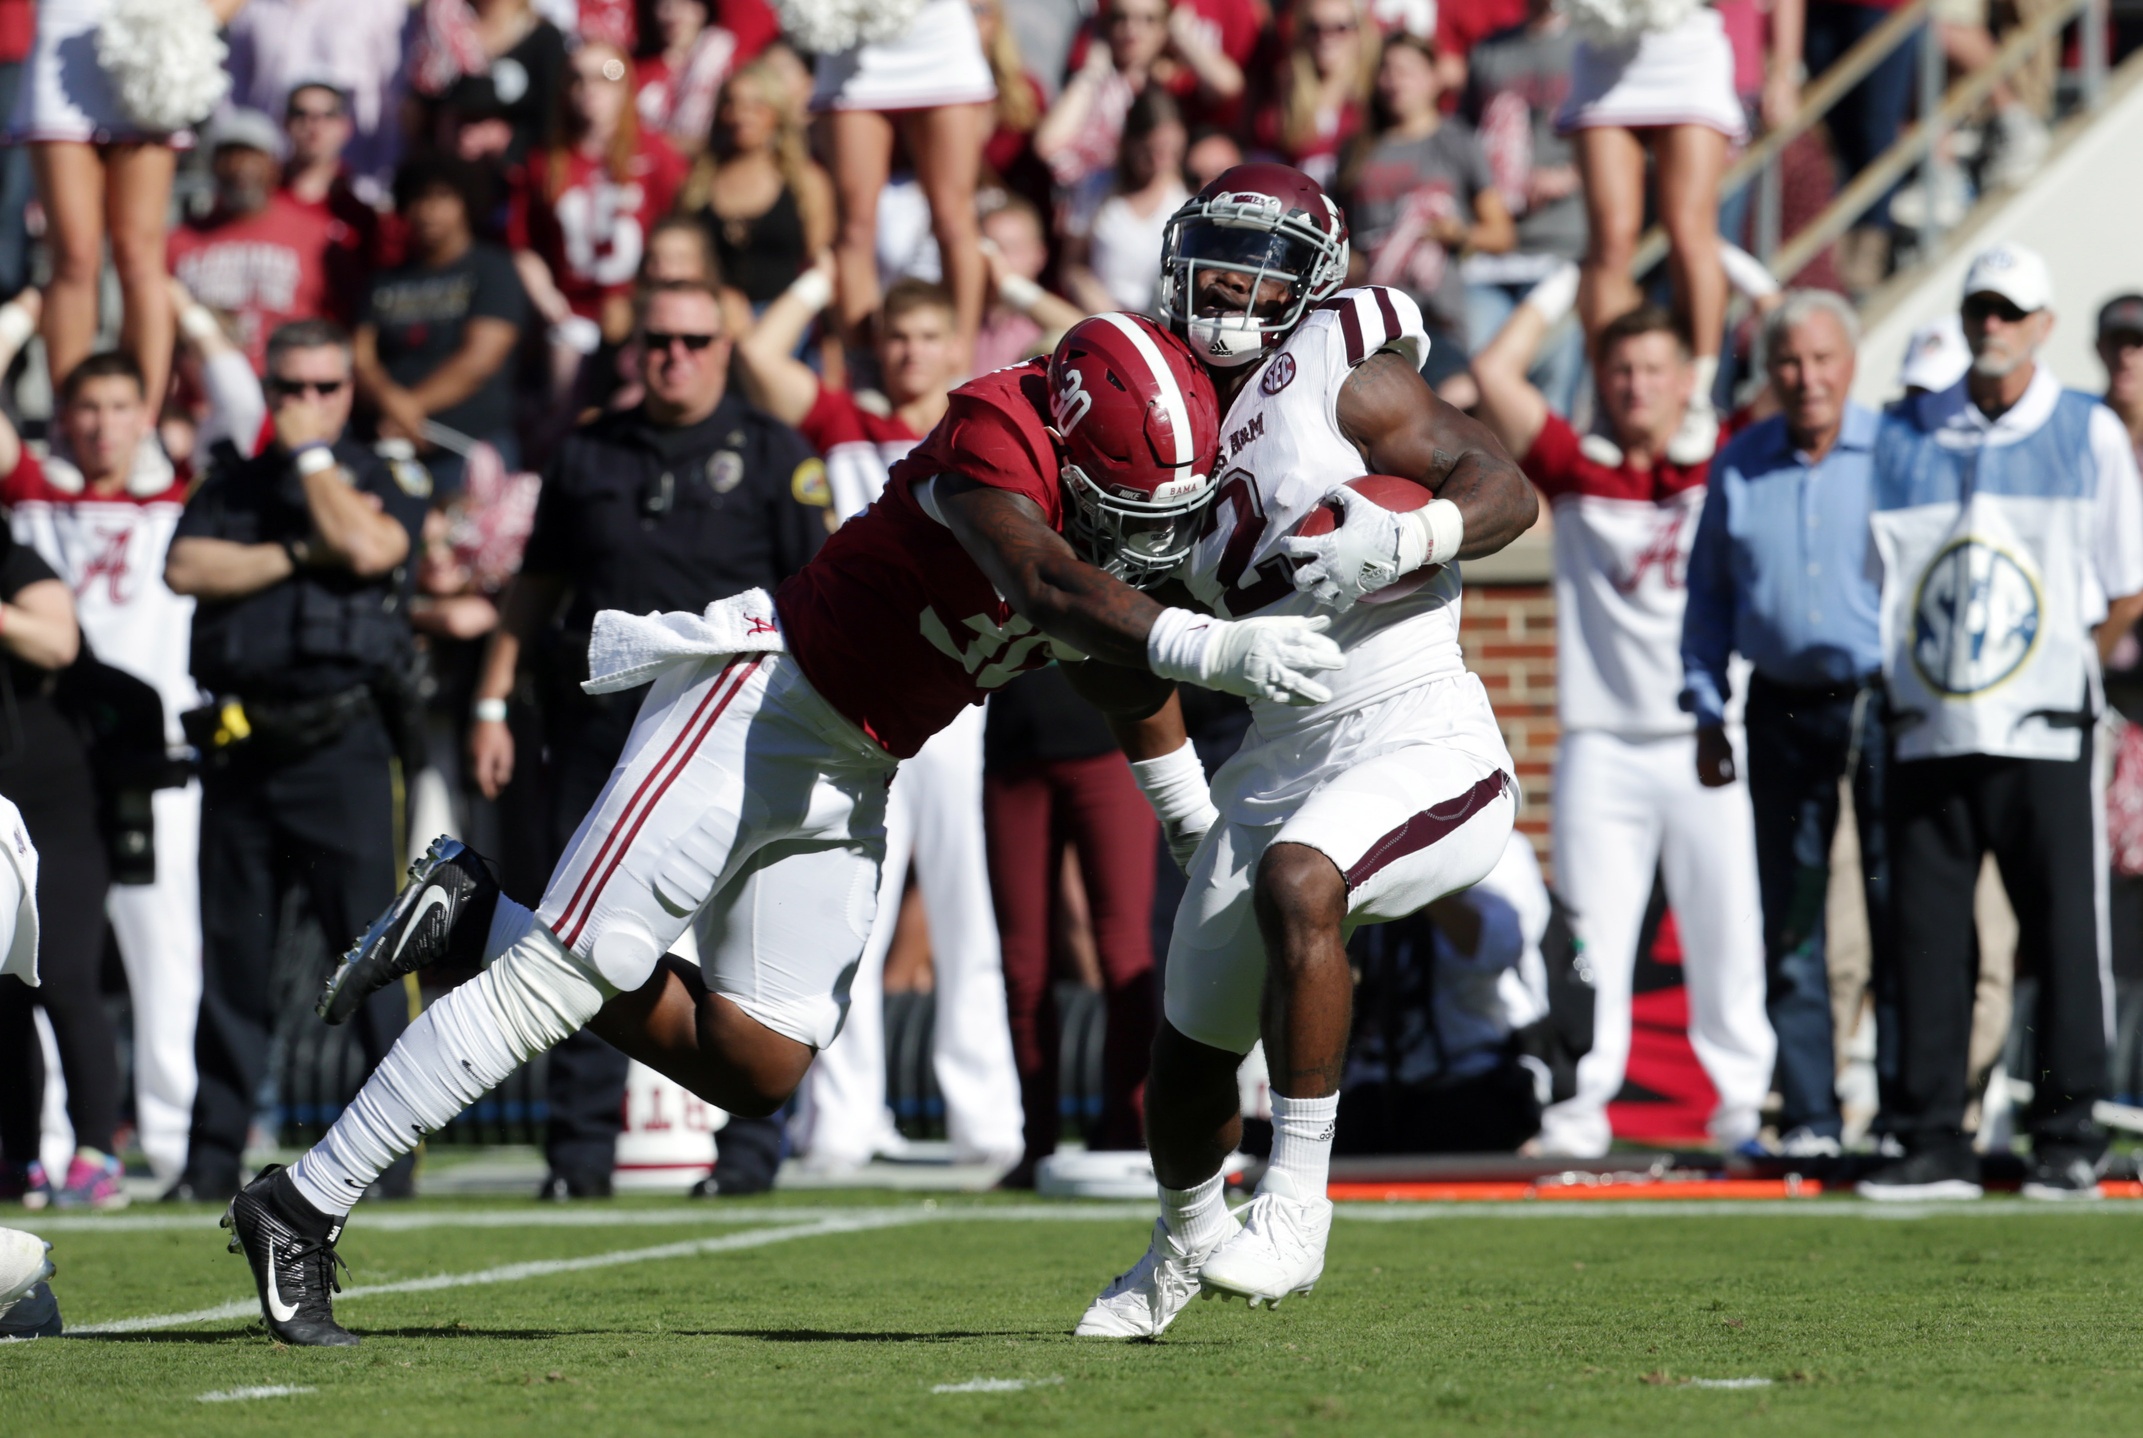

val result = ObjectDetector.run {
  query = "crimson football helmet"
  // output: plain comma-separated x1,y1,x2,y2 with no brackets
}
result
1157,162,1351,369
1047,312,1222,587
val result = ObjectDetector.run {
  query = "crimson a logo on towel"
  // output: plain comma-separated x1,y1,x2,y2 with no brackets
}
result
1260,353,1296,396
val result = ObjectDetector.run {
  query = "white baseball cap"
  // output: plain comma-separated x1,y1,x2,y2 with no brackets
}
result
1961,241,2053,313
1898,313,1971,392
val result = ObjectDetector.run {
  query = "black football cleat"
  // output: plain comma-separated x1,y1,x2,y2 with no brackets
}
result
222,1165,358,1347
319,835,499,1024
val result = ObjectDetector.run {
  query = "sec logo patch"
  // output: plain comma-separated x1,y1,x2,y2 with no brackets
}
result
1260,353,1296,396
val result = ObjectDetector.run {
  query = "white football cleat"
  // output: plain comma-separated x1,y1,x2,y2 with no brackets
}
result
0,1228,59,1339
1199,1168,1331,1307
1073,1216,1237,1338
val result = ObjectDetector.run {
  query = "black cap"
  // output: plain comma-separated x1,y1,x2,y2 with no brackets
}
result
2099,294,2143,340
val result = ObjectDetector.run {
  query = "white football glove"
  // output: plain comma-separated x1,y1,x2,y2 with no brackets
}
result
1129,741,1218,872
1148,607,1345,706
1282,485,1411,612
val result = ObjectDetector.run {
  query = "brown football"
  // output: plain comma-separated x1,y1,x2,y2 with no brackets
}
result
1294,474,1439,604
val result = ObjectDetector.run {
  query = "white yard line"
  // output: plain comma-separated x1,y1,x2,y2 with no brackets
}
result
69,1211,926,1335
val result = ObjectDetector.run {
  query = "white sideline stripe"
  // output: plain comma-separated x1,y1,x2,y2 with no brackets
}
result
31,1195,2143,1238
197,1386,317,1402
933,1376,1065,1394
1685,1377,1774,1390
29,1203,1153,1235
69,1212,926,1335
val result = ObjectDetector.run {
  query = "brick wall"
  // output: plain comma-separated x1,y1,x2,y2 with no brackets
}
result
1460,581,1558,872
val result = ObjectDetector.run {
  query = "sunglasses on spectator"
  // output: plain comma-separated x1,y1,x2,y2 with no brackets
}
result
1963,295,2033,324
645,331,720,352
1106,9,1165,25
268,378,347,397
1307,18,1360,35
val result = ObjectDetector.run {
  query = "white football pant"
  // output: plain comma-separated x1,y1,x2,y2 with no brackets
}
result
796,704,1024,1166
105,781,201,1182
1539,728,1775,1156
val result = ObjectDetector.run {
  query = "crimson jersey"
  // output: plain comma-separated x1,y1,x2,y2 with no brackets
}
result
168,196,338,373
776,360,1063,758
798,385,922,519
510,137,688,320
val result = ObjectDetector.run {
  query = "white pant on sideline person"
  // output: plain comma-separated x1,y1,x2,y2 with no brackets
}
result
104,782,201,1182
1537,727,1775,1156
794,704,1024,1169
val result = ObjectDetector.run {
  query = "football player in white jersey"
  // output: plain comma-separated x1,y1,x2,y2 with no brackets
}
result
1071,164,1538,1336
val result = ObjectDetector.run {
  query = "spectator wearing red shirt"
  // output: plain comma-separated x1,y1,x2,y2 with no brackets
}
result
280,84,382,321
168,110,340,375
511,42,686,412
1249,0,1382,188
633,0,738,156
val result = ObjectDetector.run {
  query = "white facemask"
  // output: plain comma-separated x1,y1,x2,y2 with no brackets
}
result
1184,312,1266,368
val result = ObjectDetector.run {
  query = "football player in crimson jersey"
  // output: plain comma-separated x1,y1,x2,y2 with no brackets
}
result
220,313,1350,1347
1071,164,1538,1336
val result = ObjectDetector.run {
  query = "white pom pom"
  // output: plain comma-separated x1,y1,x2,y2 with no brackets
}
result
95,0,230,134
776,0,928,56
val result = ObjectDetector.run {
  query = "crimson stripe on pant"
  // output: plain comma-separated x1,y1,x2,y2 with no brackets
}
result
552,655,753,947
1341,770,1512,893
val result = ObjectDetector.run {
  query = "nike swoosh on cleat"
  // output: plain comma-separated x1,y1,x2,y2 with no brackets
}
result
392,887,452,966
263,1238,299,1323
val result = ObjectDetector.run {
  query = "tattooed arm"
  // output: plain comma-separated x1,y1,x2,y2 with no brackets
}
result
934,474,1168,667
1335,349,1538,560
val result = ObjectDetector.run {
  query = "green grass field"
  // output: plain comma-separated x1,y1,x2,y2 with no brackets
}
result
6,1191,2143,1436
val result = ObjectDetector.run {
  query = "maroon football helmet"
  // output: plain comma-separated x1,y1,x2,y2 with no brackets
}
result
1046,313,1223,586
1157,162,1351,369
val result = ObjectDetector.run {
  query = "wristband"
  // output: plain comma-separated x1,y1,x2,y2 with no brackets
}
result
996,273,1045,314
1718,241,1780,300
1146,607,1215,685
177,303,222,343
0,302,34,354
786,266,834,314
282,537,311,569
473,698,509,724
1128,741,1211,826
293,444,337,478
1396,497,1466,573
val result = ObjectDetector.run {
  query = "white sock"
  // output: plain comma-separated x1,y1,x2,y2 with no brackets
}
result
1159,1174,1233,1253
289,924,613,1215
483,895,536,964
1266,1093,1339,1199
1692,355,1720,409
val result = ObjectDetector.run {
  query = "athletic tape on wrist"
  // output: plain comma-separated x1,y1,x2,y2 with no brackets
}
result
1128,740,1212,825
1146,607,1214,685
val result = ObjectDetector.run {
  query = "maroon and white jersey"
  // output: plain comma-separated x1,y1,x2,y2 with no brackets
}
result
1180,285,1468,722
797,386,923,520
776,361,1063,758
1522,412,1711,736
3,452,199,739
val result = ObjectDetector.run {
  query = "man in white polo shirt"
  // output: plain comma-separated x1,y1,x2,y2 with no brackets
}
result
1858,244,2143,1201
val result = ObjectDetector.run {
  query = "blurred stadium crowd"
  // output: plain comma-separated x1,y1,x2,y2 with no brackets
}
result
0,0,2137,1210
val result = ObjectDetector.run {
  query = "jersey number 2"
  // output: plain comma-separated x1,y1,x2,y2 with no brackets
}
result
1204,469,1296,614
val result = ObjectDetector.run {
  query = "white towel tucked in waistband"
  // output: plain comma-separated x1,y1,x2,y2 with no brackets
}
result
583,588,787,695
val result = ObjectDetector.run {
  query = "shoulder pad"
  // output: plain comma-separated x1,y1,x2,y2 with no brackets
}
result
1313,286,1430,372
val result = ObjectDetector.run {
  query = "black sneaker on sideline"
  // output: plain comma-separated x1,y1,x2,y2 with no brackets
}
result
535,1168,614,1202
2021,1148,2104,1201
1856,1147,1984,1201
222,1165,357,1347
319,836,499,1025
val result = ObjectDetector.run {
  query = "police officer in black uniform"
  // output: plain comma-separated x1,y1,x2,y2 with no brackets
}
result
164,319,433,1202
466,278,829,1198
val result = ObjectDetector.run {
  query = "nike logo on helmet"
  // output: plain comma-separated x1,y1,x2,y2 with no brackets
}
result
393,886,452,965
264,1238,299,1323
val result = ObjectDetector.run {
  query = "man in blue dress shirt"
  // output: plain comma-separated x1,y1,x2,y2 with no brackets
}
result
1681,290,1885,1156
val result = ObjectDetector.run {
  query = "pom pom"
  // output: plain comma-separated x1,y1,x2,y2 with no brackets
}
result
775,0,928,56
96,0,230,133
